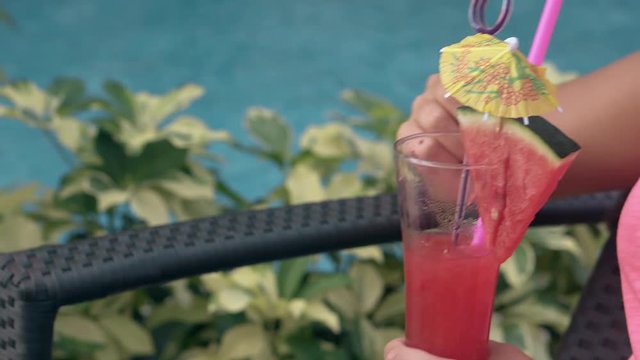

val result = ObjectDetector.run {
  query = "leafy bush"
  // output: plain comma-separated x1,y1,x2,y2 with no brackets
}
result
0,64,607,359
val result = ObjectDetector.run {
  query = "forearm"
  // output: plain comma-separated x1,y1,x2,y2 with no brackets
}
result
548,51,640,196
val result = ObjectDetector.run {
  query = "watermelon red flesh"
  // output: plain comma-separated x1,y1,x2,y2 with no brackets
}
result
457,107,580,262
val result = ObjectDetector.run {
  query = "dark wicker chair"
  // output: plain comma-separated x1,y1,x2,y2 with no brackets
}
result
0,191,630,359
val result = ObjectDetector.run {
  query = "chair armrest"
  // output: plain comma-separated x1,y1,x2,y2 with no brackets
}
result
533,191,625,226
0,194,400,359
0,191,624,359
555,236,631,359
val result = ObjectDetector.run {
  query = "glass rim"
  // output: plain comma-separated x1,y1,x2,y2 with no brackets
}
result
394,132,491,170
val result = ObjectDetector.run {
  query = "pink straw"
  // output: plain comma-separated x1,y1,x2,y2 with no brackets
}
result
528,0,564,66
471,218,485,246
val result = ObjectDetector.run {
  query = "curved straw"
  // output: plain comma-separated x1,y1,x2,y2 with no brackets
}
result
468,0,513,35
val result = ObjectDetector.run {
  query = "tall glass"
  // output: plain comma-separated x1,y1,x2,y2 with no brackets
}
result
395,133,499,360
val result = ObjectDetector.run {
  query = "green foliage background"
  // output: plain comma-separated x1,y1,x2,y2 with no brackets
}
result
0,10,605,360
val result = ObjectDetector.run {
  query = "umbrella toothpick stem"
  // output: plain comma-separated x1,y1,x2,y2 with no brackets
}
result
444,92,452,98
483,112,490,122
523,116,530,125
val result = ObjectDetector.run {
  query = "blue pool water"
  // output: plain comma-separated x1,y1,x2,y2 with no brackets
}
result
1,0,638,199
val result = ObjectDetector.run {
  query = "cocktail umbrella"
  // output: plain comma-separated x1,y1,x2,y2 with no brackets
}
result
439,33,559,121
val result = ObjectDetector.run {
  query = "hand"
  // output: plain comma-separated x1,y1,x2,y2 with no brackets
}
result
395,75,466,204
397,74,463,158
383,339,532,360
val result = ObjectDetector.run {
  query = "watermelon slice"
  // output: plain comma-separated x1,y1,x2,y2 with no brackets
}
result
457,106,580,261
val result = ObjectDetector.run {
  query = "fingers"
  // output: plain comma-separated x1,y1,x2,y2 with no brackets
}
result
397,120,424,140
384,338,404,359
384,339,452,360
383,339,531,360
397,116,463,165
405,74,460,135
411,76,459,134
383,340,532,360
397,110,464,204
401,136,460,166
424,74,461,120
489,341,533,360
400,74,464,160
415,140,463,203
399,105,463,161
413,97,459,133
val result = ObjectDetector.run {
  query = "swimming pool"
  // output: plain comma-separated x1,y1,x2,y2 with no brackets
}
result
1,0,638,198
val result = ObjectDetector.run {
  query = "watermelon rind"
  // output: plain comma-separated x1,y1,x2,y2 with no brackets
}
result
457,106,580,161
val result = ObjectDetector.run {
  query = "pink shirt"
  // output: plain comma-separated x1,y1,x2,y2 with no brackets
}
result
618,178,640,360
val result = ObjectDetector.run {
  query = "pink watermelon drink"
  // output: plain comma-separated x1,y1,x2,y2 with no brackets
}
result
395,115,579,359
403,231,499,360
395,133,499,360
